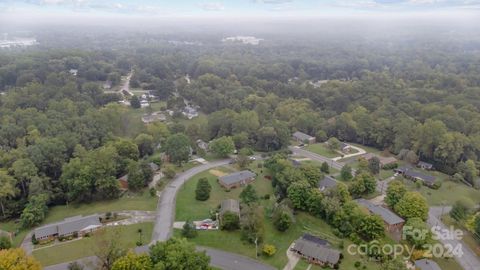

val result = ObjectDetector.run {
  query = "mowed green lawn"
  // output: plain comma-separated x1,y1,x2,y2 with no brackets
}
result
32,222,153,266
305,143,340,158
401,177,480,205
175,165,273,221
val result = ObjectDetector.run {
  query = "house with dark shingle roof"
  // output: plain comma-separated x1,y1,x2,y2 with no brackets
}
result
356,199,405,232
394,166,437,188
415,259,442,270
291,234,341,268
34,214,102,241
218,170,256,189
292,131,316,144
318,176,338,192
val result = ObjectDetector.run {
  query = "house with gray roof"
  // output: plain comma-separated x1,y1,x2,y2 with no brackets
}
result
356,199,405,232
291,234,341,268
292,131,316,144
218,170,256,189
417,161,433,170
318,176,338,192
34,214,101,241
394,166,437,188
415,259,442,270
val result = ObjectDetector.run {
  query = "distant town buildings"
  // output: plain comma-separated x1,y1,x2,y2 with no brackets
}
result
222,36,263,45
0,36,38,49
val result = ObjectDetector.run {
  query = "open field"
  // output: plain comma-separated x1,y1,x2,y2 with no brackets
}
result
32,222,153,266
401,177,480,205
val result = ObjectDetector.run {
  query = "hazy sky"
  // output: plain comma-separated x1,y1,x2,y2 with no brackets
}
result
1,0,480,18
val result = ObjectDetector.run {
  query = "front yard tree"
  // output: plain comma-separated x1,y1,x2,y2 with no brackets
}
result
272,206,293,232
394,192,429,221
358,215,385,241
327,137,340,151
221,211,240,231
0,236,12,249
0,248,41,270
127,161,145,191
240,184,258,205
130,95,141,109
182,220,198,238
237,148,252,169
163,164,176,179
94,229,127,270
195,178,212,201
240,205,265,244
320,161,330,174
340,165,353,181
385,180,406,208
348,173,376,198
164,133,191,165
149,238,210,270
210,136,235,157
368,157,380,175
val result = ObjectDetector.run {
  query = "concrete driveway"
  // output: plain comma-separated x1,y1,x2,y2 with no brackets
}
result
151,159,231,242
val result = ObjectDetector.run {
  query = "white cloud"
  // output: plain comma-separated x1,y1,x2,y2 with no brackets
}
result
198,2,225,11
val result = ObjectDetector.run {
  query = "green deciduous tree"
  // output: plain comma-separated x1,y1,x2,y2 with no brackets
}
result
0,171,17,218
450,198,475,221
394,192,429,221
385,180,406,208
240,185,258,205
149,238,210,270
320,161,330,174
195,178,212,201
209,136,235,157
358,214,385,241
182,220,198,239
287,180,311,210
340,165,353,181
220,211,240,231
164,133,191,165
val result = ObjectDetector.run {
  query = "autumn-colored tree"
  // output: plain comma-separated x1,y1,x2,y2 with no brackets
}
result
0,248,42,270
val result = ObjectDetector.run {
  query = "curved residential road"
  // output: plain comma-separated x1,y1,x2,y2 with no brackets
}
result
428,206,480,270
151,159,231,242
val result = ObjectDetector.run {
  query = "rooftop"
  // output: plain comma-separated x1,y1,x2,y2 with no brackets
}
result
34,214,101,239
396,166,436,183
219,170,256,185
415,259,442,270
220,199,240,215
318,176,338,190
356,199,404,225
292,131,314,141
293,236,341,265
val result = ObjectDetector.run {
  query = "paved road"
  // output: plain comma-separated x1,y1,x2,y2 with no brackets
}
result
151,159,231,242
428,206,480,270
200,247,276,270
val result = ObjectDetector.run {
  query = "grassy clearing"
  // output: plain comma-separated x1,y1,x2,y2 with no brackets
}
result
175,164,273,221
401,177,480,205
305,143,340,158
32,222,153,266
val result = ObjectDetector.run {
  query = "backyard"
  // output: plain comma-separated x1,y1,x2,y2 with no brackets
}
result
32,222,153,266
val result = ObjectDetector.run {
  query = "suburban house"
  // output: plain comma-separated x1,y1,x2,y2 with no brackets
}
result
394,166,437,188
291,234,341,268
361,153,397,168
415,259,442,270
219,199,240,224
141,112,166,124
34,215,102,241
418,161,434,170
356,199,405,232
218,170,256,189
340,142,352,153
118,174,129,190
318,176,338,192
196,139,209,151
292,131,316,144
